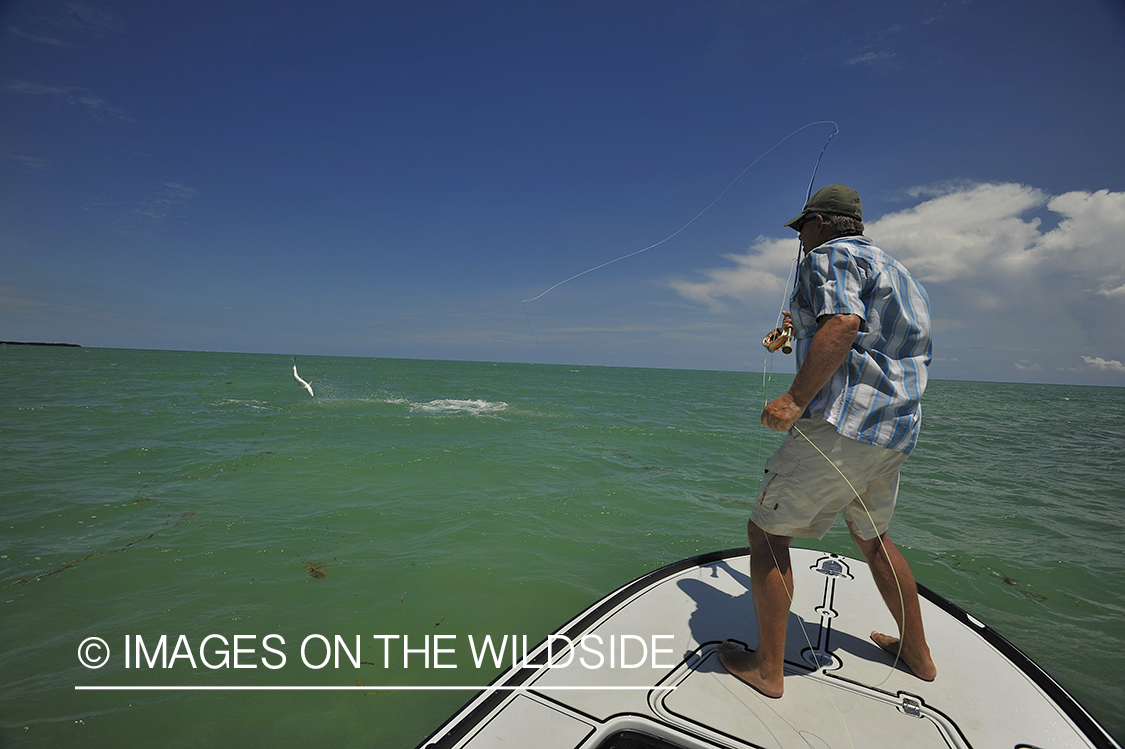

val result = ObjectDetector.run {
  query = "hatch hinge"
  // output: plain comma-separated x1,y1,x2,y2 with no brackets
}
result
900,695,923,718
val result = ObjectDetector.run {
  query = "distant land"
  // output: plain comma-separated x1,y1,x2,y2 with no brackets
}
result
0,341,81,347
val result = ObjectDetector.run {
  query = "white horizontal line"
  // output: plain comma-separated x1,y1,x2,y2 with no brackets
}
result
75,685,677,692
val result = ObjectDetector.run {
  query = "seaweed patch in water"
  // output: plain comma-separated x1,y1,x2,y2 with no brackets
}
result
4,532,156,588
301,558,328,579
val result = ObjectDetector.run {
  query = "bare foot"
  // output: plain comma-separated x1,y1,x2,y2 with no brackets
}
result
870,631,937,681
717,641,784,698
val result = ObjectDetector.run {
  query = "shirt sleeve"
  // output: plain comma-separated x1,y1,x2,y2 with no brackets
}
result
802,243,868,321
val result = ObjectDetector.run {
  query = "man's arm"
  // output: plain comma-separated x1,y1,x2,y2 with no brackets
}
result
761,313,862,431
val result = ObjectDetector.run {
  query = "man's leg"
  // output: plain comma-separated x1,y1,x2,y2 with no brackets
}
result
718,520,794,698
849,529,937,681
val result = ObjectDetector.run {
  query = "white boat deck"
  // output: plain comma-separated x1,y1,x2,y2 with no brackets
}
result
421,548,1119,749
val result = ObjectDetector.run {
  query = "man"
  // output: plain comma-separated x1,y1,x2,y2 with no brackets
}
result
718,183,937,698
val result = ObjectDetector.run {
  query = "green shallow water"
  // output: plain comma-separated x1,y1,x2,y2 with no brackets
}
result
2,347,1122,747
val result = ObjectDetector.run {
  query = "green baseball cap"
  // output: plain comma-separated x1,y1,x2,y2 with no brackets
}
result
784,183,862,231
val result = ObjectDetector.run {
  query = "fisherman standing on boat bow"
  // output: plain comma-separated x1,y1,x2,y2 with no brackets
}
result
719,183,938,698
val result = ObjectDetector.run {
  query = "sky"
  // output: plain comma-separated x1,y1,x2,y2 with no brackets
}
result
2,0,1125,386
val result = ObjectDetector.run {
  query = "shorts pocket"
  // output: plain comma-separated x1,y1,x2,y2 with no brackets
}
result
758,453,798,508
763,452,799,477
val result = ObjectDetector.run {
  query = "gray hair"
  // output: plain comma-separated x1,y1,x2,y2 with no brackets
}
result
826,214,865,236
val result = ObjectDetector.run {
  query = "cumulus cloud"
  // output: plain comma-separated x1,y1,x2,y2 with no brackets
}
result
1082,356,1125,374
669,236,796,310
1033,190,1125,296
672,182,1125,382
675,182,1125,302
870,183,1047,283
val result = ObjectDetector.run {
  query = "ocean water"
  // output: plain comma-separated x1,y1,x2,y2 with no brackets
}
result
1,346,1122,748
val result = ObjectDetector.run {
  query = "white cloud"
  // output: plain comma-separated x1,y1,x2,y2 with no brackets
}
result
869,183,1046,283
668,236,797,310
844,50,896,66
671,182,1125,382
1033,190,1125,297
1081,356,1125,374
674,182,1125,303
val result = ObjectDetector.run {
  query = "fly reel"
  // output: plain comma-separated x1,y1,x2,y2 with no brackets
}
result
763,324,794,354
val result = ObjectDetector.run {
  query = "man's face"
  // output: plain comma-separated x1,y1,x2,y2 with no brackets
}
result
797,213,830,251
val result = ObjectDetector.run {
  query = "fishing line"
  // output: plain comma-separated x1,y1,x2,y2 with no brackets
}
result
772,121,836,330
747,355,912,749
695,127,853,746
789,422,907,688
744,381,868,748
754,355,908,698
749,401,855,749
752,295,907,719
733,134,906,742
519,121,840,337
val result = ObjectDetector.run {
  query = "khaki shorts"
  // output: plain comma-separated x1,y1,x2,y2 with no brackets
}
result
751,417,910,541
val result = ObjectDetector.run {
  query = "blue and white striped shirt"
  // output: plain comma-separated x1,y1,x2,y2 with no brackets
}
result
790,235,932,454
